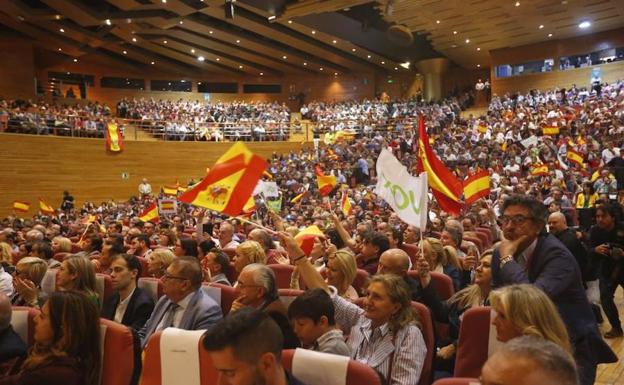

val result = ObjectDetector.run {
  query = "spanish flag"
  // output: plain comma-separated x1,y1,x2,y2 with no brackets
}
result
531,164,549,176
39,198,55,215
542,126,559,135
567,150,584,167
291,191,308,204
241,197,256,216
416,116,464,215
178,142,268,216
139,202,159,223
163,186,179,196
317,174,337,196
106,122,124,152
341,193,353,216
263,170,273,180
463,170,491,205
477,123,487,134
13,201,30,213
294,225,325,256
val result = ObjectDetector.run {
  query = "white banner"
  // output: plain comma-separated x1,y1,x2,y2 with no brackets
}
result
253,181,279,198
375,148,428,229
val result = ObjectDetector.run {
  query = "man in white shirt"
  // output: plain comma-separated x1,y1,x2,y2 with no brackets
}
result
0,266,13,297
138,178,152,197
217,222,239,249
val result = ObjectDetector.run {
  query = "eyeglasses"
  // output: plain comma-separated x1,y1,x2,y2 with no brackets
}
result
161,273,189,282
500,215,531,225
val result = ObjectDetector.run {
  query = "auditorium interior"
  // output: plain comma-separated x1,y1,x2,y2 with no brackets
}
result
1,0,624,384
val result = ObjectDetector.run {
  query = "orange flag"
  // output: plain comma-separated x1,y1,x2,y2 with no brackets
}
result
463,170,491,205
294,225,325,256
106,122,124,152
39,198,55,215
178,142,268,216
13,201,30,213
139,203,159,223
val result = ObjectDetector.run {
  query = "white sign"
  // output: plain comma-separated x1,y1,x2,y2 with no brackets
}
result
158,199,178,214
253,181,279,198
521,135,538,148
375,148,428,229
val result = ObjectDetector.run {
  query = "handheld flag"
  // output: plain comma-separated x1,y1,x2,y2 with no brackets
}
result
567,150,585,167
531,164,549,176
542,126,560,136
340,193,353,216
13,201,30,213
106,122,124,152
294,225,325,256
178,142,268,216
290,191,308,204
463,170,491,205
39,198,55,215
317,174,337,196
416,116,463,215
163,186,179,196
139,202,159,223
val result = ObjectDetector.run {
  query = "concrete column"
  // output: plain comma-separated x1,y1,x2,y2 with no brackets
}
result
415,58,450,102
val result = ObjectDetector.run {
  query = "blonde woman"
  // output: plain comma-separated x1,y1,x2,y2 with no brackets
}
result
325,250,359,301
490,284,571,354
11,257,48,308
51,236,72,254
233,240,266,274
0,242,12,264
56,255,99,307
147,249,175,278
420,237,462,291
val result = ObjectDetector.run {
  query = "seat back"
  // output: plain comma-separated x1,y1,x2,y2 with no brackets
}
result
10,306,39,346
202,282,237,315
463,236,483,253
70,243,82,253
137,256,150,277
454,306,502,378
472,229,491,249
41,268,58,295
138,277,164,303
281,348,382,385
53,252,70,262
100,318,135,385
278,288,304,308
95,273,114,308
226,262,239,284
401,243,419,266
140,329,218,385
268,264,297,289
432,378,480,385
222,248,236,260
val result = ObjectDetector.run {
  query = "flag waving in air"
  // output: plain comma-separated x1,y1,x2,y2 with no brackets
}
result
139,202,159,223
39,198,55,215
462,170,491,205
340,193,353,216
317,174,337,196
106,122,124,152
416,116,464,215
13,201,30,213
178,142,268,216
294,225,325,256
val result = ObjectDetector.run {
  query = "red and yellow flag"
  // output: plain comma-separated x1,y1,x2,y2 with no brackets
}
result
317,174,337,196
139,202,159,223
163,185,179,196
477,123,487,134
531,164,549,176
13,201,30,213
178,142,268,216
542,126,559,135
106,122,124,152
463,170,491,206
416,116,464,215
294,225,325,256
567,149,584,167
39,198,55,215
341,193,353,216
290,191,307,204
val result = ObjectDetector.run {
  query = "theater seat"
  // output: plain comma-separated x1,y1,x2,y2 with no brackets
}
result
95,273,114,308
268,264,299,289
222,248,236,260
401,243,419,265
202,282,237,315
138,277,164,303
140,329,218,385
278,288,304,308
281,348,382,385
351,269,370,296
100,318,135,385
70,243,82,253
136,256,150,277
454,306,502,378
432,378,480,385
10,306,39,346
226,262,239,284
41,268,58,295
407,271,454,340
53,252,70,263
472,230,490,249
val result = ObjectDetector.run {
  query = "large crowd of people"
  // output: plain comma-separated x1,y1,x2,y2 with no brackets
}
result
1,78,624,385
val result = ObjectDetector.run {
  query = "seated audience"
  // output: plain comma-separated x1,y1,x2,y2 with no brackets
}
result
174,238,198,258
51,237,72,254
130,234,152,259
56,255,99,306
324,249,359,300
10,257,48,308
420,237,462,291
158,229,177,249
147,249,175,278
202,248,232,286
233,240,266,277
94,234,124,274
357,231,390,276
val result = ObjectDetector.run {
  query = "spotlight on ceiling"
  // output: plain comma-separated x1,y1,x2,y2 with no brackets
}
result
578,21,591,29
400,61,410,69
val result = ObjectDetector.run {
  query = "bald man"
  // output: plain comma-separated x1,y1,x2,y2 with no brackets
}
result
218,222,239,249
548,212,589,283
0,293,27,372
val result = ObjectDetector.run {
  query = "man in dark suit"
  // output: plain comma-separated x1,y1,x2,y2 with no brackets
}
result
547,212,589,283
492,195,617,385
0,293,27,375
138,257,222,349
102,254,154,331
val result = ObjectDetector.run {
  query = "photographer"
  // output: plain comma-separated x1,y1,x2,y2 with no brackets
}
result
588,202,624,338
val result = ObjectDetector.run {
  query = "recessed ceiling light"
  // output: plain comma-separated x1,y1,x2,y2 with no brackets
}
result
179,21,183,25
332,40,337,44
236,39,240,43
209,30,213,34
319,67,323,71
73,58,78,62
198,82,202,85
151,61,155,65
352,48,356,52
515,1,520,6
578,21,591,29
288,20,292,24
123,50,127,54
477,64,481,67
239,65,243,69
198,56,205,61
163,40,167,44
132,37,137,42
394,67,398,70
59,28,65,33
282,55,287,59
453,31,457,35
548,33,553,37
311,30,316,34
216,58,220,61
477,47,481,51
303,62,307,66
55,15,61,20
436,20,440,24
191,49,195,53
381,61,385,64
105,19,111,25
539,24,544,29
58,48,62,51
367,55,371,59
465,38,470,43
334,72,338,76
260,72,264,75
162,0,167,3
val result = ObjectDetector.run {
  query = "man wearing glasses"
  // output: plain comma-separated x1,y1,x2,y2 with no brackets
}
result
491,195,616,385
138,256,222,349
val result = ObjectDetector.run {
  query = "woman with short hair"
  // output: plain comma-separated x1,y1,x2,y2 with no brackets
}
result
147,248,175,278
11,257,48,308
233,240,266,274
51,237,72,254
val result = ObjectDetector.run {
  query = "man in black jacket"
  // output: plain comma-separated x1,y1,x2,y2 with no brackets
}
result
547,212,589,282
102,254,154,331
0,294,27,375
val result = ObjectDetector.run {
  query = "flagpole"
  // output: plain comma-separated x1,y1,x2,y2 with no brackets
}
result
233,215,278,235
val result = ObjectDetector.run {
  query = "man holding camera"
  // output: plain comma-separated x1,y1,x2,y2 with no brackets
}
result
588,203,624,338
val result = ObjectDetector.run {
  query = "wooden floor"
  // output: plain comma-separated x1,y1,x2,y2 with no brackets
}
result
596,287,624,385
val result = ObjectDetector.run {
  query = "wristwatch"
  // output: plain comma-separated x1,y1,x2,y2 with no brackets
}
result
500,254,514,268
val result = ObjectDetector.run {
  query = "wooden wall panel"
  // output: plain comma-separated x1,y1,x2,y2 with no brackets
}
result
492,60,624,96
0,134,310,217
0,36,36,100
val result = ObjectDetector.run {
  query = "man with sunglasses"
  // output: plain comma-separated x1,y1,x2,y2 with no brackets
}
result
138,256,222,349
491,195,616,385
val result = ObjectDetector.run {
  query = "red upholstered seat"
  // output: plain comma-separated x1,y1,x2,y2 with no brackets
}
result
432,378,480,385
226,262,239,284
454,306,492,378
10,306,39,346
202,282,237,315
136,256,150,277
70,243,82,253
474,228,492,247
351,269,370,295
138,277,164,303
407,271,455,340
140,331,218,385
281,349,382,385
268,263,297,289
222,248,236,260
472,231,490,249
53,252,70,262
100,318,135,385
278,288,304,308
401,243,420,266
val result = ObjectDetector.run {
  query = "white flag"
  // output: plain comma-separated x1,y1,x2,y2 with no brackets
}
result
253,181,279,198
375,148,428,229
